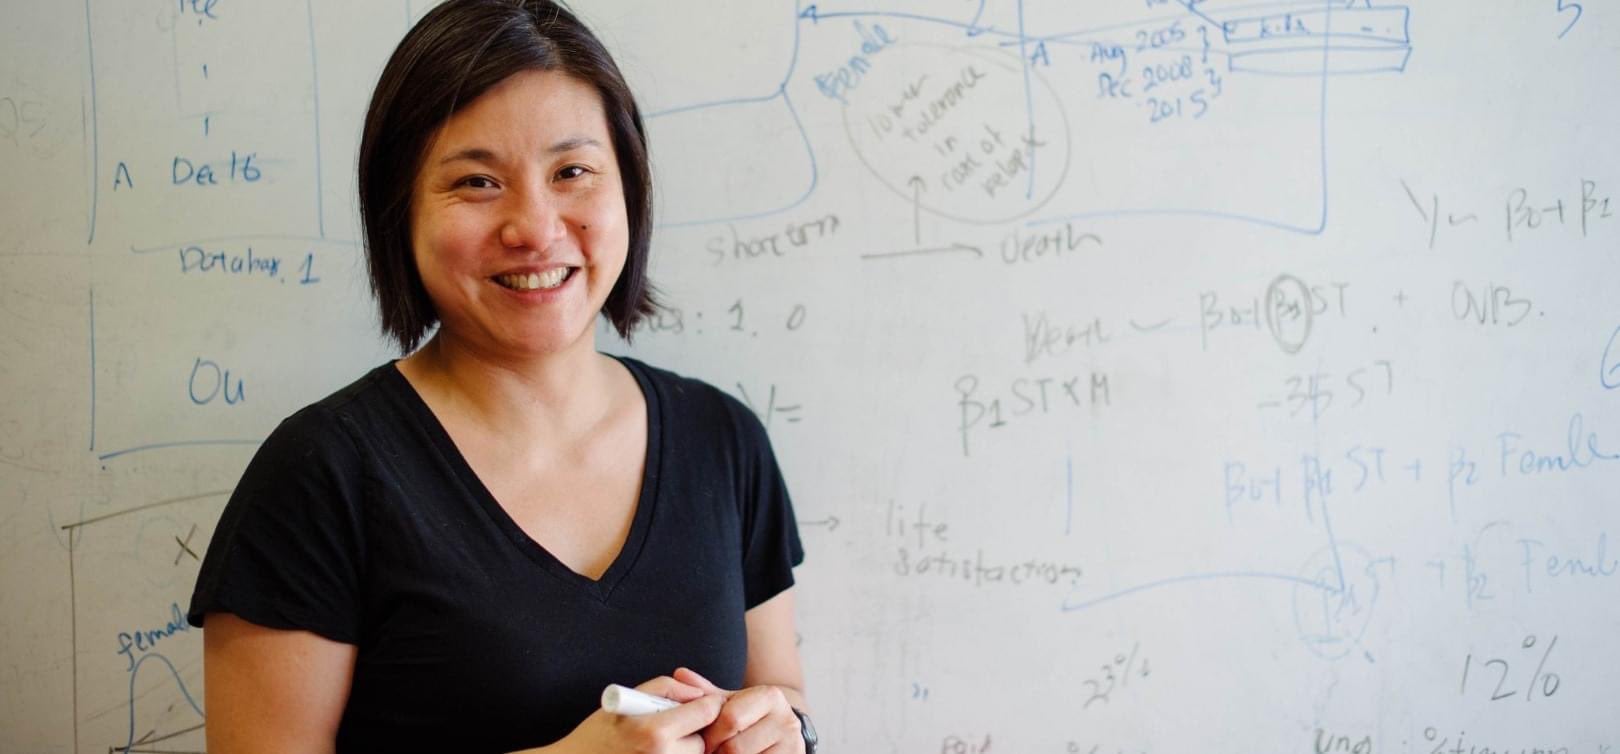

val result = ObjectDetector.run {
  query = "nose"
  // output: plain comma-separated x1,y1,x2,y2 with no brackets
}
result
498,185,568,251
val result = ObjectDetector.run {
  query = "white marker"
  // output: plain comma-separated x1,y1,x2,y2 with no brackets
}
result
601,684,680,716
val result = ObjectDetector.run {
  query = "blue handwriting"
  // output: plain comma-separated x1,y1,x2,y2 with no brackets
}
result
115,602,191,672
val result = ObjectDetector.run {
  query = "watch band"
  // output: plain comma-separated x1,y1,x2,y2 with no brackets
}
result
791,707,818,753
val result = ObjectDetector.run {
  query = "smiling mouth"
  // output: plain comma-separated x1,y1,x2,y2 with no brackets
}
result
495,267,575,291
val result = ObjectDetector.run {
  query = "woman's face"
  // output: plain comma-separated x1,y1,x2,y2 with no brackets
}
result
409,68,630,360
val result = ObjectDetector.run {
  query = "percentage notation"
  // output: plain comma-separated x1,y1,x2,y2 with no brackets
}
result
1081,642,1150,710
1460,634,1562,702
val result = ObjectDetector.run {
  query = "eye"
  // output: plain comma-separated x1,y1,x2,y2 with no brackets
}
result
454,175,498,190
556,164,592,181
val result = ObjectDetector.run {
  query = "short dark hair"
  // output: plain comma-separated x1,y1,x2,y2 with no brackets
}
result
358,0,658,353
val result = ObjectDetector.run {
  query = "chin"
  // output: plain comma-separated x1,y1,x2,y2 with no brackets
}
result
507,325,597,357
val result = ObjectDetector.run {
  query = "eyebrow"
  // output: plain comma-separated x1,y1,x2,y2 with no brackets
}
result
437,137,605,166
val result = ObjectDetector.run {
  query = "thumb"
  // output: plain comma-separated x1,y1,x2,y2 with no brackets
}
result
672,666,731,696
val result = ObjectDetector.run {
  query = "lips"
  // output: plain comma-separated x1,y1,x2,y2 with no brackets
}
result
494,267,575,291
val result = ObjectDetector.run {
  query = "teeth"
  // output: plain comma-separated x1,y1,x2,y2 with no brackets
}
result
498,268,570,291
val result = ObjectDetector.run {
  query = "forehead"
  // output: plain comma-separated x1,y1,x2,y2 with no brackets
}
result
424,69,611,157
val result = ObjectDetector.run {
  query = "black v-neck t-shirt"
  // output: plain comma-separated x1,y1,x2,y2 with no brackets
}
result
187,357,804,752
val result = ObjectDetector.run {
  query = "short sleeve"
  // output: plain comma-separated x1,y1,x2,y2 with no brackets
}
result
731,402,805,610
187,406,368,644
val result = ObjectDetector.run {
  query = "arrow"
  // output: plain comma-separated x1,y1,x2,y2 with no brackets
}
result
800,516,840,531
860,243,983,261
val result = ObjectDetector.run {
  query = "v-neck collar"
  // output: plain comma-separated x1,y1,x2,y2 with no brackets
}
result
384,354,662,602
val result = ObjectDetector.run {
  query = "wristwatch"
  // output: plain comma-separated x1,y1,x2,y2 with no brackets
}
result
791,708,818,753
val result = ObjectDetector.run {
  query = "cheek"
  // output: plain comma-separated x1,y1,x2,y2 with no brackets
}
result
414,212,482,270
585,228,631,288
582,193,631,265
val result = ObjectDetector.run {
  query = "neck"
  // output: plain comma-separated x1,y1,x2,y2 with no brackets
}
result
397,330,619,444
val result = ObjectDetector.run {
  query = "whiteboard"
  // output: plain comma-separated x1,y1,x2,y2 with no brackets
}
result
3,0,1618,751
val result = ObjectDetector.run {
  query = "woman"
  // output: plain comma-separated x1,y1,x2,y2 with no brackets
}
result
185,2,814,752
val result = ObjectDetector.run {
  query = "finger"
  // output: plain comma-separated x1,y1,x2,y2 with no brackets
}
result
706,703,799,754
677,732,712,754
644,690,726,738
754,740,800,754
624,728,708,754
637,674,709,704
673,666,731,696
702,687,781,753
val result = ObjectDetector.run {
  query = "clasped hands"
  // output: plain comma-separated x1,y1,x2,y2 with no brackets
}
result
550,667,805,754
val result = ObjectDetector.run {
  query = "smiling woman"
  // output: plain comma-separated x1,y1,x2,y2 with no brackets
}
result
183,2,812,753
357,0,657,355
408,70,630,360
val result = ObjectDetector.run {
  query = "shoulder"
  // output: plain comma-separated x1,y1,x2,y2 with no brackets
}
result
277,362,408,434
245,363,402,476
615,355,764,437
